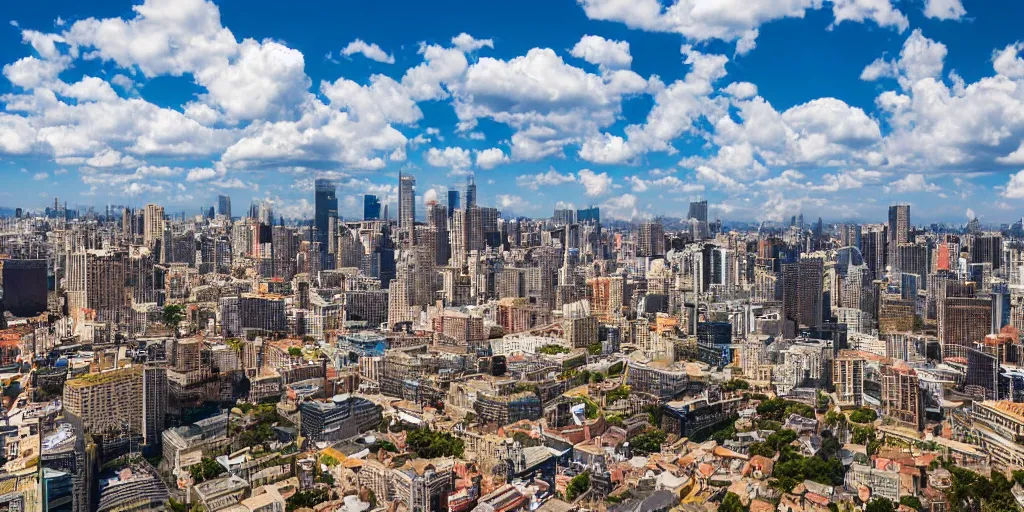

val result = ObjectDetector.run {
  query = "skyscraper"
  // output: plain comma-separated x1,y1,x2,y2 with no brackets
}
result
314,179,338,247
364,195,381,221
217,194,231,218
687,200,708,223
399,173,416,233
143,204,164,248
888,204,910,245
465,175,477,209
447,189,460,221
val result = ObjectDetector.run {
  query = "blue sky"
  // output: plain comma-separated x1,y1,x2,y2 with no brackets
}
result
2,0,1024,224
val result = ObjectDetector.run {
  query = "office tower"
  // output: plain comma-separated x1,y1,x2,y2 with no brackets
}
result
860,226,887,277
577,206,600,225
465,175,477,208
143,204,164,247
141,366,168,445
881,365,923,430
314,178,338,247
364,194,382,221
696,321,732,366
219,294,287,336
217,194,231,218
426,202,450,266
481,207,500,248
399,173,416,233
941,296,991,360
888,204,910,245
971,234,1003,270
0,258,47,317
893,243,927,279
833,351,865,408
783,257,824,329
447,189,460,221
840,224,862,248
553,209,574,226
637,221,665,258
64,367,145,438
687,200,708,223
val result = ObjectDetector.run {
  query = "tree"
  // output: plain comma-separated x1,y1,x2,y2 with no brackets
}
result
189,457,225,483
288,347,303,358
849,407,877,424
566,472,590,501
606,385,630,404
538,344,570,355
720,492,748,512
406,429,465,458
899,496,923,511
162,304,185,336
723,379,750,392
630,429,667,455
587,343,603,356
865,497,895,512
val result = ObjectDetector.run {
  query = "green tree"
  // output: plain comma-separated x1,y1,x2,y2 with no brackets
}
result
566,472,590,501
288,347,303,358
720,492,748,512
189,457,225,483
630,429,668,455
162,304,185,336
849,407,878,424
538,344,570,355
723,379,751,392
406,428,465,458
899,496,923,511
587,343,603,355
606,385,631,404
865,497,895,512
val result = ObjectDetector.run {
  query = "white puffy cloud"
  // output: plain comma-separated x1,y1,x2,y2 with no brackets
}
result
1002,170,1024,199
425,146,473,170
516,168,577,190
723,81,758,99
626,174,704,194
341,39,395,64
886,173,940,193
577,168,613,196
923,0,966,21
451,33,493,53
570,35,632,71
577,0,907,51
451,47,648,160
994,42,1024,79
496,194,524,209
600,193,638,220
33,171,48,180
475,147,510,169
579,45,726,164
860,29,946,87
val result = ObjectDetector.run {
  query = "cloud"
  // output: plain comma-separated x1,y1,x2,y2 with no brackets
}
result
886,173,940,193
577,0,907,50
570,35,632,71
496,194,524,209
425,146,472,170
341,39,395,64
600,193,638,220
1002,170,1024,199
451,33,493,53
577,169,613,196
475,147,510,169
994,42,1024,79
33,171,48,181
516,168,577,190
626,175,704,194
923,0,966,21
860,29,946,87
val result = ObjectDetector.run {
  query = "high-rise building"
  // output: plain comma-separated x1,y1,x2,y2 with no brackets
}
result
888,204,910,246
217,195,231,218
63,366,166,443
637,221,665,258
881,365,923,430
834,350,865,408
465,175,477,208
941,296,991,361
314,178,338,247
687,200,708,223
447,189,460,221
577,206,600,225
399,173,416,233
143,204,164,248
782,257,824,329
364,194,381,221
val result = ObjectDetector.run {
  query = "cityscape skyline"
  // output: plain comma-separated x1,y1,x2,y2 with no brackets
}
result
2,0,1024,223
